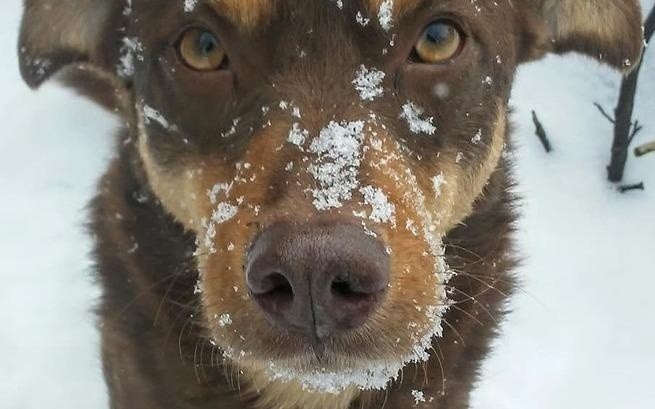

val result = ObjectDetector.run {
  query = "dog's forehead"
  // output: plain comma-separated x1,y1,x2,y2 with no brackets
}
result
206,0,421,30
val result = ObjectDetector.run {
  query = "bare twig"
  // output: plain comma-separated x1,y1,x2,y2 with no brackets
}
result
628,121,644,145
606,5,655,182
531,111,552,153
594,102,615,124
618,182,645,193
635,140,655,157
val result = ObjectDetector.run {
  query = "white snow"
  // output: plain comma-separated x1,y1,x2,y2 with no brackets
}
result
359,185,396,225
2,0,655,407
184,0,198,13
142,104,177,131
378,0,394,32
308,121,365,210
400,102,437,135
116,36,143,78
411,389,426,405
287,122,309,147
352,65,385,101
355,11,370,27
217,313,233,327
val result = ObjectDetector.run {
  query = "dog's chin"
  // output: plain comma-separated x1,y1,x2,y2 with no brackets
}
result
235,352,408,394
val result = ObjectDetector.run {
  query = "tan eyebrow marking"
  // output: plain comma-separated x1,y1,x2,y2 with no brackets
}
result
210,0,278,31
364,0,421,21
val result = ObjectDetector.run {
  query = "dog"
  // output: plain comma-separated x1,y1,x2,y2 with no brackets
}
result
18,1,643,408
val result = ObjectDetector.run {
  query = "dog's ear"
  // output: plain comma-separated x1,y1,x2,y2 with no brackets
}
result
18,0,126,89
522,0,643,71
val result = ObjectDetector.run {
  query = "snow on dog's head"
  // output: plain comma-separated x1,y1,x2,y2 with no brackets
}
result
18,0,643,403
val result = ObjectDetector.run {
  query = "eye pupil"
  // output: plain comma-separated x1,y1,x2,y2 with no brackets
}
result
425,23,453,44
199,32,218,55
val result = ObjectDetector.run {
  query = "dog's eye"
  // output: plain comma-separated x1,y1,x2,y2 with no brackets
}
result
414,20,464,64
178,28,226,71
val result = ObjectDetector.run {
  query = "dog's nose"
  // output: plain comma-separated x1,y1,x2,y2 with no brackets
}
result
246,221,390,339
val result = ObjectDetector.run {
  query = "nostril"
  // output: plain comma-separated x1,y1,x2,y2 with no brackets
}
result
262,273,293,295
252,272,294,311
330,278,376,303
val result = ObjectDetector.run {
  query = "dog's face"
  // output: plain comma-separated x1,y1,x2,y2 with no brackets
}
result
19,0,642,396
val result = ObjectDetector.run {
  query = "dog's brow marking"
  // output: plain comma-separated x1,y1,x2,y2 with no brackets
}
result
210,0,277,30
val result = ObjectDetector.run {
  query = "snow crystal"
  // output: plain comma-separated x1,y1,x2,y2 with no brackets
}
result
353,65,386,101
217,313,232,327
356,11,370,26
208,182,232,205
472,129,482,144
21,55,52,83
359,185,396,225
142,105,177,131
330,0,344,9
309,121,365,210
211,202,238,224
378,0,394,31
184,0,198,13
117,37,143,78
122,0,132,16
288,123,309,147
400,102,436,135
432,172,447,197
412,389,426,405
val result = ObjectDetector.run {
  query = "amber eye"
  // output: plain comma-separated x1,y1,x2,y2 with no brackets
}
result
414,20,464,63
178,28,226,71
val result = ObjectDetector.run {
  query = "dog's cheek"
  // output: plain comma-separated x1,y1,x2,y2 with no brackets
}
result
434,102,508,232
356,134,450,357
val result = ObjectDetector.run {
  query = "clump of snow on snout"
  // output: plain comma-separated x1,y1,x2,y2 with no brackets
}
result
288,123,309,147
211,202,238,225
196,183,238,255
359,185,396,226
400,102,437,135
353,65,386,101
378,0,394,31
309,121,365,210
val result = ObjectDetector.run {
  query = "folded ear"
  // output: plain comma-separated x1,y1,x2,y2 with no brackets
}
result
526,0,643,71
18,0,125,88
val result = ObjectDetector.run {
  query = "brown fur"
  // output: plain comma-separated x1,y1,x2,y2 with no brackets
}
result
17,1,643,408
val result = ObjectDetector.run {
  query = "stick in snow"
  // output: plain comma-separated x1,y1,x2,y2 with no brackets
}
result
531,111,552,153
635,140,655,157
618,182,645,193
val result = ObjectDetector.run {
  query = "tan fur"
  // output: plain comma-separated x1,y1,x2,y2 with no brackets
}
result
136,106,206,233
531,0,643,70
435,103,508,234
21,0,110,57
210,0,278,31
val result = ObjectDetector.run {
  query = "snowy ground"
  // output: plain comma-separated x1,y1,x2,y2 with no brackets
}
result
1,1,654,408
